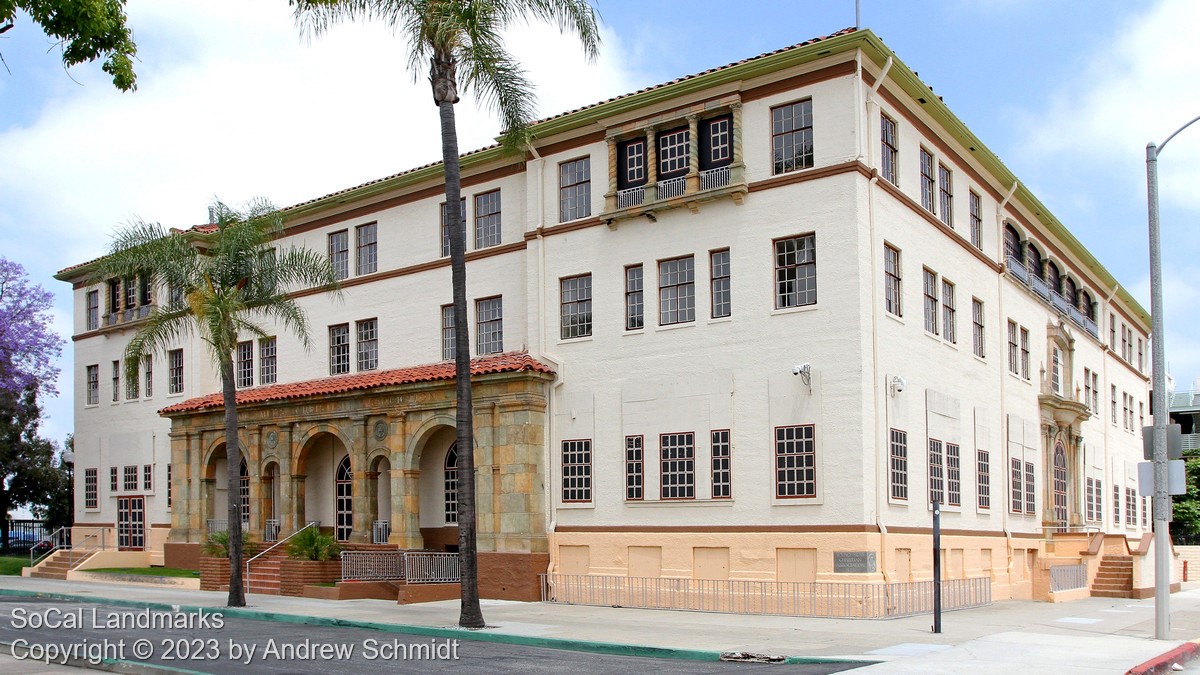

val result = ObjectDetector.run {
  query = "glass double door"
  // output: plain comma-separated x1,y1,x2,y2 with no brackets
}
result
117,496,145,550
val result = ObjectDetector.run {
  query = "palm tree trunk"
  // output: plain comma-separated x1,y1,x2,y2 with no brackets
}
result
221,357,246,607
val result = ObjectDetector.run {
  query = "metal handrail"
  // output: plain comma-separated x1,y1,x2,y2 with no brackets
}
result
245,521,317,587
30,526,69,567
67,527,107,569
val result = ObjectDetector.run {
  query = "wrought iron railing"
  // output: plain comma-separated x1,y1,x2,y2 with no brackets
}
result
656,177,686,200
1030,274,1050,300
405,552,461,584
372,520,390,545
1006,256,1029,282
617,186,645,208
1050,563,1088,592
342,551,406,581
699,166,731,190
1006,256,1099,339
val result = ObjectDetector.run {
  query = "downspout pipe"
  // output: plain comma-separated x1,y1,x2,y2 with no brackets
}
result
867,172,892,589
996,180,1018,578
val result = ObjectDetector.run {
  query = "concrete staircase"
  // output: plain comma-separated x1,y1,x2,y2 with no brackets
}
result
1091,555,1134,598
29,550,96,580
244,541,398,595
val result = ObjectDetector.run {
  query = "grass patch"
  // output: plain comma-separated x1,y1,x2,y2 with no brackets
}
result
85,567,199,578
0,556,29,576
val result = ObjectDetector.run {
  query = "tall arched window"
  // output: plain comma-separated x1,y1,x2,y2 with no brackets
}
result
1004,224,1023,263
238,458,249,526
1064,277,1077,307
1080,290,1095,320
444,443,459,525
1046,261,1062,294
1026,243,1044,280
335,456,352,542
1053,445,1068,528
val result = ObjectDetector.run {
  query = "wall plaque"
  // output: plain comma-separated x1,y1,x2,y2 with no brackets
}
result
834,551,876,574
373,420,388,440
265,431,278,449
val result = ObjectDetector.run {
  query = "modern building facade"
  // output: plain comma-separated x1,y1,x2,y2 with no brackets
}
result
56,27,1159,601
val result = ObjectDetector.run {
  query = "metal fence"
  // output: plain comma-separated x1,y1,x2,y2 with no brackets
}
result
540,574,991,619
372,520,390,545
2,520,53,553
1050,563,1088,592
405,552,460,584
342,551,406,581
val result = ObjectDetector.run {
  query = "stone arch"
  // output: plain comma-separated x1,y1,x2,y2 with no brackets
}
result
1004,222,1023,262
1045,260,1062,295
368,454,392,543
296,429,352,531
1026,241,1044,279
405,414,458,471
292,423,352,475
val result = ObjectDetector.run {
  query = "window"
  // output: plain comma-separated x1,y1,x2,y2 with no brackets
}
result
972,299,985,358
357,319,378,371
107,278,120,314
890,429,908,501
474,190,501,249
617,139,646,190
884,244,902,316
444,444,459,524
355,223,377,275
775,425,816,498
771,99,814,174
1113,484,1121,524
1024,461,1035,515
711,430,731,499
168,349,184,394
1051,346,1063,395
84,469,98,509
125,359,138,400
1122,393,1130,431
920,147,936,213
1143,496,1149,527
1086,477,1097,521
946,443,961,507
86,290,99,330
329,323,350,375
658,256,695,325
123,275,136,309
236,341,253,388
1007,321,1019,375
123,465,138,492
1004,225,1022,263
938,163,953,227
167,464,172,508
559,157,591,222
1027,244,1044,280
441,305,455,360
700,115,733,170
1121,324,1129,362
923,269,938,335
441,198,466,258
138,274,152,306
1047,261,1061,295
710,249,731,319
143,464,152,491
657,127,690,179
941,279,956,344
560,275,592,339
625,265,644,330
1020,328,1030,379
259,338,276,385
929,439,945,504
328,230,349,280
1138,338,1144,372
1010,458,1023,513
561,440,592,503
969,191,983,249
1084,368,1094,412
1111,385,1118,425
143,356,153,397
110,466,118,492
1139,401,1145,430
86,365,99,405
1126,488,1136,526
774,234,817,308
660,432,695,500
977,449,990,509
880,113,898,185
476,296,503,354
111,360,120,402
168,283,184,310
1092,371,1099,416
625,436,643,501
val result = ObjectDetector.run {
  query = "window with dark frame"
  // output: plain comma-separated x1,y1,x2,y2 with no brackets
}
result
561,440,592,503
167,464,172,508
85,468,98,509
474,190,502,249
143,464,152,491
86,290,99,330
625,265,644,330
1007,321,1019,374
259,337,276,385
476,296,503,355
123,275,136,309
617,138,647,190
881,113,898,185
625,435,643,501
444,444,458,525
977,449,990,509
658,256,695,325
357,319,378,371
941,279,956,344
441,305,456,361
946,443,961,507
107,278,120,314
236,341,253,388
356,223,377,275
969,190,983,249
657,127,690,179
929,439,944,504
890,428,908,501
972,299,985,358
775,425,816,498
711,429,731,499
938,163,953,227
329,323,350,375
168,349,183,394
923,269,938,335
441,198,466,258
1024,461,1036,515
1019,327,1030,379
1114,484,1121,524
1011,457,1023,513
111,360,120,402
774,234,816,309
86,365,99,405
884,244,901,316
138,274,152,306
920,147,936,213
710,249,731,319
125,359,138,400
771,99,814,175
1092,371,1100,417
1112,385,1118,425
560,275,593,339
660,432,695,500
328,230,349,280
700,115,733,171
143,356,152,397
110,466,118,492
559,157,591,222
123,465,138,492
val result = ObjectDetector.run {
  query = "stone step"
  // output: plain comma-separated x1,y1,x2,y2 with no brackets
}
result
1091,589,1133,598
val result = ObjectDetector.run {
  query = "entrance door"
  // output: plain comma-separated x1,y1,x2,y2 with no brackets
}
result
117,496,145,550
335,456,352,542
1053,444,1068,529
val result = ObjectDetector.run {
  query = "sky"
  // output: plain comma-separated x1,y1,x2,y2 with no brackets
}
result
2,0,1200,450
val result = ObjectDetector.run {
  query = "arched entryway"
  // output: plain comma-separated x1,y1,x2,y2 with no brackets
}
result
416,425,459,551
297,431,351,538
262,461,279,541
369,455,392,543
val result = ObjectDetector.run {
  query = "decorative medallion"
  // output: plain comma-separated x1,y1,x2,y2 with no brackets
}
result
265,431,279,449
373,420,388,441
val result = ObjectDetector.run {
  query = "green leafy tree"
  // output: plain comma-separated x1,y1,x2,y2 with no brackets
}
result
31,433,73,532
91,198,340,606
0,387,58,549
1171,456,1200,545
290,0,599,628
1,0,137,91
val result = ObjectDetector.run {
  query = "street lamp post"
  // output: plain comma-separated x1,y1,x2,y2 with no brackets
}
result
1146,113,1200,641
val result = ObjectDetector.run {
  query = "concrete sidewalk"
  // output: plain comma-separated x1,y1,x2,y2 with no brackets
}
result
1,576,1198,672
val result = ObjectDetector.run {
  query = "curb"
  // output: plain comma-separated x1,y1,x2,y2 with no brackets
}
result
1,640,204,675
1126,639,1200,675
0,587,874,667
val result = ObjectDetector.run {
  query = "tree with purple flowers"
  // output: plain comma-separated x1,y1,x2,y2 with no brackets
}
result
0,257,63,399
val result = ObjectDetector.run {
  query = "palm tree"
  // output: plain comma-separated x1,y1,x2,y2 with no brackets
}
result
92,198,340,607
291,0,599,628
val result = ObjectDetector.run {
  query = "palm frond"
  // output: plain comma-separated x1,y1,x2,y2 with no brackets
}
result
502,0,600,61
452,3,538,152
122,309,194,380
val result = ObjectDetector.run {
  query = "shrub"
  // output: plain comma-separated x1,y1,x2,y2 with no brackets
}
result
286,527,341,561
201,530,258,558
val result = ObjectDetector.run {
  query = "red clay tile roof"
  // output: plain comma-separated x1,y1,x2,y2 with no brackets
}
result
159,351,555,415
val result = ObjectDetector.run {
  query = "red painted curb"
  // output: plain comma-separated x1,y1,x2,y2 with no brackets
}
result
1127,641,1200,675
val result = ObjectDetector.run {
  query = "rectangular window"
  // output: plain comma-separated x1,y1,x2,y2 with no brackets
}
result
561,440,592,503
1007,321,1019,375
1084,368,1093,412
969,191,983,249
710,249,731,319
474,190,502,249
441,197,466,258
1121,325,1129,362
1143,496,1149,527
85,468,98,509
138,274,151,306
86,365,99,405
259,337,276,385
1111,385,1118,425
657,127,690,178
660,432,696,500
1010,457,1023,513
355,223,377,275
1092,372,1099,417
711,429,731,499
1138,338,1144,372
110,466,119,492
1114,484,1121,524
625,265,644,330
167,464,172,508
123,465,138,492
86,290,99,330
775,425,816,498
559,157,591,222
771,99,814,174
977,449,991,509
941,279,956,343
946,443,961,507
107,278,120,314
880,113,898,185
618,138,646,189
884,244,902,316
923,269,938,335
143,356,152,397
774,234,817,308
236,341,253,388
1024,461,1036,515
125,359,139,400
1139,402,1145,430
329,323,350,375
357,319,378,371
920,147,936,213
700,115,732,169
1126,488,1136,526
1122,393,1130,431
658,256,695,325
1086,477,1096,521
625,435,643,501
168,283,183,310
168,349,183,394
938,163,954,227
972,299,985,358
1110,314,1117,351
328,230,349,280
441,305,456,361
123,276,136,309
1020,328,1030,379
928,439,945,504
890,428,908,501
476,296,504,355
143,464,152,491
111,360,120,402
560,275,593,339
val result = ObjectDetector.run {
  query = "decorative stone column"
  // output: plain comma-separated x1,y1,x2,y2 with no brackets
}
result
200,478,216,535
393,469,423,549
645,127,659,203
246,426,262,537
730,101,747,200
277,426,294,533
167,431,191,543
349,417,370,543
685,114,700,195
604,134,619,213
291,475,307,532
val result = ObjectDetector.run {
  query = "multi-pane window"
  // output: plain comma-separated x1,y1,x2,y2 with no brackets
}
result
355,223,377,275
123,465,138,492
125,359,139,400
474,190,502,249
710,249,731,319
1019,328,1030,379
657,128,690,178
1051,346,1063,395
123,276,136,309
889,428,908,501
1086,477,1097,521
775,425,816,498
969,191,983,249
923,269,938,335
444,445,458,525
1126,488,1137,526
86,365,99,405
441,198,466,258
559,157,591,222
1084,368,1094,412
560,275,593,339
143,464,152,491
1010,457,1023,513
884,244,902,316
771,99,814,174
236,341,253,388
920,147,936,213
476,296,503,355
711,430,731,499
259,338,276,385
774,234,817,308
625,265,644,330
938,163,953,227
111,360,120,402
700,115,732,169
1138,338,1145,372
168,349,184,394
625,436,643,501
1143,496,1149,527
972,299,985,358
1007,321,1019,375
1024,461,1035,515
328,230,349,280
1091,372,1100,416
84,468,98,509
143,356,153,397
357,319,378,371
441,305,456,361
977,449,990,509
107,278,120,314
946,443,961,507
329,323,350,375
168,283,184,310
138,274,151,306
561,440,592,503
660,432,695,500
928,439,945,504
618,139,646,189
941,279,956,344
1110,313,1117,351
1111,385,1118,425
167,464,172,508
110,466,118,492
1113,484,1121,524
880,113,898,185
86,290,99,330
658,256,695,325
